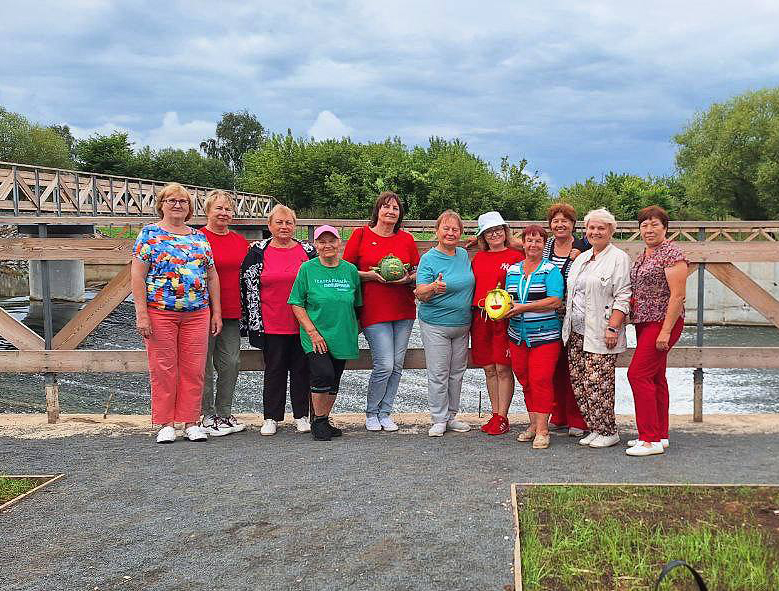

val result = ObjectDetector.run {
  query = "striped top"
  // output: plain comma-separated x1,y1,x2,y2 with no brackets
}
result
505,258,564,347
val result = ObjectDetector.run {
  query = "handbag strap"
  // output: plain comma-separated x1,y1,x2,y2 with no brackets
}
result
654,560,708,591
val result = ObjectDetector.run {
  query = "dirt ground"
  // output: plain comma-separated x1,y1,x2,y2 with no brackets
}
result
2,412,777,440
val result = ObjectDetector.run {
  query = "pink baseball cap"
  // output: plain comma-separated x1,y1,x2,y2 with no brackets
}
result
313,224,341,240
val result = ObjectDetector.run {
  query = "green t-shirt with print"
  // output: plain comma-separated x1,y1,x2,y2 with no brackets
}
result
287,258,363,359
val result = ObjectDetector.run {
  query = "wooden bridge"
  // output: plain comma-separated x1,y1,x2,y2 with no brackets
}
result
0,161,274,218
1,168,778,424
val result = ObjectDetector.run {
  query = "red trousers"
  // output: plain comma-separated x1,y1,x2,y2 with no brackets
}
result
550,354,588,430
627,317,684,442
145,307,210,424
510,341,561,414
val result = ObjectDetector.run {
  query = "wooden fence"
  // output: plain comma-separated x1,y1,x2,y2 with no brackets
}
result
1,221,778,424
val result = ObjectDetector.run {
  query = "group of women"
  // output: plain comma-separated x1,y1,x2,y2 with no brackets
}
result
132,183,687,457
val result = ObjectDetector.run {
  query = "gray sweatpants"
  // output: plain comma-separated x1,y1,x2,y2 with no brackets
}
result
201,318,241,418
419,319,470,424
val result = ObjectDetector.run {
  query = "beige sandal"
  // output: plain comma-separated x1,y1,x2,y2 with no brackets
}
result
532,433,551,449
516,429,536,442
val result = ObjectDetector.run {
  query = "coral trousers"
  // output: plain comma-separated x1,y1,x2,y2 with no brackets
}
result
145,307,210,424
627,317,684,442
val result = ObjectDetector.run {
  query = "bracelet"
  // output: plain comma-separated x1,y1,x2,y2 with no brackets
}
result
606,326,618,334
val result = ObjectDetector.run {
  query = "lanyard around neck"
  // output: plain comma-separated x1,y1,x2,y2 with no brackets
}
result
517,262,540,304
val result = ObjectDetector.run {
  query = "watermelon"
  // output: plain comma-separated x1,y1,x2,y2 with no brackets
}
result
371,253,411,282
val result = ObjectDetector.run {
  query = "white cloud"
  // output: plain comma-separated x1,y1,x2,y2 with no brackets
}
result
307,111,353,140
143,112,215,150
69,112,215,151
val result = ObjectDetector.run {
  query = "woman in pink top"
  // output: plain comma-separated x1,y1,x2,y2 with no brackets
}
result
240,204,316,436
199,190,249,437
627,205,688,457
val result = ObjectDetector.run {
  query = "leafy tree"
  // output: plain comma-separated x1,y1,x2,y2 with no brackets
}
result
75,132,135,175
675,87,779,219
0,107,74,168
132,146,234,188
200,110,266,173
48,124,76,161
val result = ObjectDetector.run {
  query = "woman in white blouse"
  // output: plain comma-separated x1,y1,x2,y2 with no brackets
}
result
561,208,632,449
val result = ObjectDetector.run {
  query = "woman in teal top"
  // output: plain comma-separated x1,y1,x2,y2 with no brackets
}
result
289,224,362,442
414,210,476,437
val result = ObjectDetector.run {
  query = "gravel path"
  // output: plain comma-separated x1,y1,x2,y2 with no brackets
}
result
1,420,778,591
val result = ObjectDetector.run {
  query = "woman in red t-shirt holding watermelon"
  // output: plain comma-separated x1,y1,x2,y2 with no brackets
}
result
470,211,524,435
343,192,420,432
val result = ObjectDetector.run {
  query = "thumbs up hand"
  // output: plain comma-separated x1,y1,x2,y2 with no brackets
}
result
432,272,447,295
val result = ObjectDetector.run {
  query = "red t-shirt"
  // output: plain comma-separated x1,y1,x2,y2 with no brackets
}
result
201,228,249,319
342,226,420,328
471,248,525,306
261,243,310,334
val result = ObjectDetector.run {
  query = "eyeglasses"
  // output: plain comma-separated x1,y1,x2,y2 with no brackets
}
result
164,199,189,207
484,228,505,236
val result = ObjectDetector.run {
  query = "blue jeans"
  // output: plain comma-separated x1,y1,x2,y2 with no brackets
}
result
363,319,415,418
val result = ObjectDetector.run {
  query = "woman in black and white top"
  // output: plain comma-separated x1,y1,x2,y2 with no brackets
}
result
542,203,590,437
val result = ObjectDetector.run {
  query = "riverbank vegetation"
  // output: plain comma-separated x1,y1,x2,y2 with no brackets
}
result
2,87,778,220
517,484,779,591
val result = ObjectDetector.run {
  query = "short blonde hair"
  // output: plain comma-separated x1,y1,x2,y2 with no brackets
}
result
204,189,235,214
583,208,617,232
267,203,297,225
155,183,194,221
435,209,463,231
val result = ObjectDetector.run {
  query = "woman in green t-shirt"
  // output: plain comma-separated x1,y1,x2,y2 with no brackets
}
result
288,225,362,441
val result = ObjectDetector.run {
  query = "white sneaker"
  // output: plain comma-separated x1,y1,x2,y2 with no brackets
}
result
589,433,620,448
260,419,278,436
579,431,598,446
200,415,230,437
295,417,311,433
156,425,176,444
625,441,665,457
184,425,208,442
379,416,399,432
628,438,669,448
447,419,471,432
626,441,665,456
428,422,446,437
224,415,246,433
365,416,382,431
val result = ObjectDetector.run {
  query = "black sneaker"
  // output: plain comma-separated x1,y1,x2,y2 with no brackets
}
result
311,416,332,441
326,420,343,438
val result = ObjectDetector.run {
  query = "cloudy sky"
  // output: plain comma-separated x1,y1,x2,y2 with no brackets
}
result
3,1,778,190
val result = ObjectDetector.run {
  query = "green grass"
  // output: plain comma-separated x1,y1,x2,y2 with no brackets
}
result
518,485,779,591
0,476,38,503
97,226,139,239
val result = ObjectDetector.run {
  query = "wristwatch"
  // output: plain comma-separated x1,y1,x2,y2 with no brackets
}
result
606,326,618,334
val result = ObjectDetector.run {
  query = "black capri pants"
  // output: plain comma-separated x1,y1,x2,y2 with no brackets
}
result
307,352,347,394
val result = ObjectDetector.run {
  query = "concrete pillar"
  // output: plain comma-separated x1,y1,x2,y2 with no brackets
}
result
18,224,93,302
29,260,85,302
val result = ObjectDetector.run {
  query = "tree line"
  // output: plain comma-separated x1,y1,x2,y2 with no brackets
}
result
2,86,778,220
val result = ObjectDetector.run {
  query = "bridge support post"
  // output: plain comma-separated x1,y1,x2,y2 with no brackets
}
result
693,227,706,423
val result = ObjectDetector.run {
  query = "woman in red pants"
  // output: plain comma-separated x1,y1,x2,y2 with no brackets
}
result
626,205,688,457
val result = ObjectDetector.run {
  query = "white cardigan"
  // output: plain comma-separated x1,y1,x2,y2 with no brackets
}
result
562,243,632,354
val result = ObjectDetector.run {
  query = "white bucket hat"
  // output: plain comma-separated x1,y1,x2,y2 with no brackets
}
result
476,211,507,236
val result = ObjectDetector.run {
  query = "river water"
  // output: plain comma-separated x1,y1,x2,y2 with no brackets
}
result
1,295,778,416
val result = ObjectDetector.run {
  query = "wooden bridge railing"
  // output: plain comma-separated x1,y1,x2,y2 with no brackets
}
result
0,162,274,218
1,225,779,424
